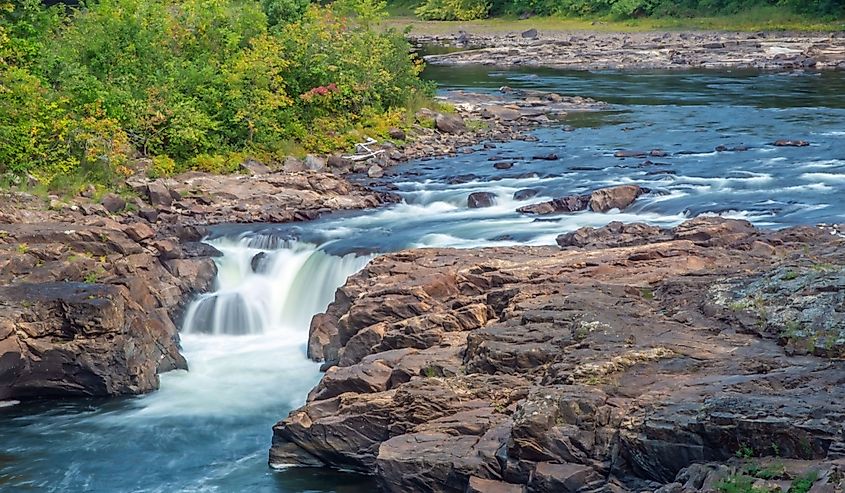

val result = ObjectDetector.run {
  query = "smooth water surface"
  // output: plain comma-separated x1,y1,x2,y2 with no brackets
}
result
2,67,844,492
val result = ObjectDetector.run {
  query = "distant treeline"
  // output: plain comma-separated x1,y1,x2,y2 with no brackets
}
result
412,0,845,21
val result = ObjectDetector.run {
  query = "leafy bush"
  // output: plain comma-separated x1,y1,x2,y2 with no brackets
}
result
415,0,491,20
1,0,431,191
263,0,311,25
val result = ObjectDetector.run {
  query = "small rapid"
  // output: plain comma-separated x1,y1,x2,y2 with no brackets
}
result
182,237,371,336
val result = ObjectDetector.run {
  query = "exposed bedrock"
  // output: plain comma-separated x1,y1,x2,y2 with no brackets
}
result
0,167,400,400
272,217,845,492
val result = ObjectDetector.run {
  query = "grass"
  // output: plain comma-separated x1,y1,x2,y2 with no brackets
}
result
387,6,845,34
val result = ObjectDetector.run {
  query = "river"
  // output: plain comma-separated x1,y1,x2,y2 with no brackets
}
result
1,67,844,492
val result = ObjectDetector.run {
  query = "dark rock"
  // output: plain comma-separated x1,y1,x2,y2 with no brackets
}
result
521,28,539,39
773,139,809,147
147,181,173,207
494,162,514,170
513,189,539,201
468,192,497,208
327,155,353,172
100,194,126,213
138,208,159,223
123,222,156,242
517,195,590,215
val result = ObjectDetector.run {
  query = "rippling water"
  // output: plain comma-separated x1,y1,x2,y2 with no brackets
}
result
2,68,843,492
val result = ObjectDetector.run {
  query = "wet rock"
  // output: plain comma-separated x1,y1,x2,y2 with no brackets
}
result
517,195,590,215
513,189,539,201
588,184,644,212
614,150,648,158
494,162,514,170
100,193,126,213
521,29,539,39
435,114,467,134
532,153,559,161
0,283,187,399
773,139,810,147
468,192,497,208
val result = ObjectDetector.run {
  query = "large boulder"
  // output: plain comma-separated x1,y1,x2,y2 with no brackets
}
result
435,114,466,134
468,192,497,208
588,184,644,212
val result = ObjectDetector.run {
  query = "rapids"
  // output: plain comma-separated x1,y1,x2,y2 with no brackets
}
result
1,67,844,492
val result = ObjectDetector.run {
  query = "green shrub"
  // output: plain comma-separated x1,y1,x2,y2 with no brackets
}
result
0,0,431,190
415,0,492,20
263,0,311,26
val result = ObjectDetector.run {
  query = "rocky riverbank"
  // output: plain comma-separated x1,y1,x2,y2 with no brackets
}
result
270,217,845,492
0,170,397,400
414,30,845,70
0,84,607,401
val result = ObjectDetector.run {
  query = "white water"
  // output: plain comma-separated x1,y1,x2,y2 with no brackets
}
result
129,237,371,419
183,237,371,336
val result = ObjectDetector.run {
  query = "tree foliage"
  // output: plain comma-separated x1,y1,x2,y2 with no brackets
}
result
0,0,430,188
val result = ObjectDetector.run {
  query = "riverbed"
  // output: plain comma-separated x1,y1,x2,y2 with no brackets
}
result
1,67,843,492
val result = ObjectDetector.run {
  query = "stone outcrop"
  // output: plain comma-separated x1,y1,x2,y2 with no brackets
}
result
0,166,400,400
415,31,845,71
271,217,845,492
517,185,644,215
0,218,215,399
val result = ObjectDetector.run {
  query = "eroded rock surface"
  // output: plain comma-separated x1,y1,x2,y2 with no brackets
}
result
272,217,845,492
0,167,398,399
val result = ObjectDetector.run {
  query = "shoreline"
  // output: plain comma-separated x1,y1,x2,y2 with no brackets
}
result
411,30,845,71
0,86,604,401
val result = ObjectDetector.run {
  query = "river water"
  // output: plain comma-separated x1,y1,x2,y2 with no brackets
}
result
1,68,844,492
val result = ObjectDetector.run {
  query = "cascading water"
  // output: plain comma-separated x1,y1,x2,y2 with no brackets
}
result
3,68,845,493
182,236,371,336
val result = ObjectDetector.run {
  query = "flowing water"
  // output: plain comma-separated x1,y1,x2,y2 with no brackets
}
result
2,68,844,492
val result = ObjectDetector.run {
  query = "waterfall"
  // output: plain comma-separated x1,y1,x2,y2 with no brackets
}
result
182,234,372,336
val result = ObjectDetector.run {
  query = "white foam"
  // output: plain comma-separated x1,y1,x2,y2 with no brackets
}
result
800,172,845,183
